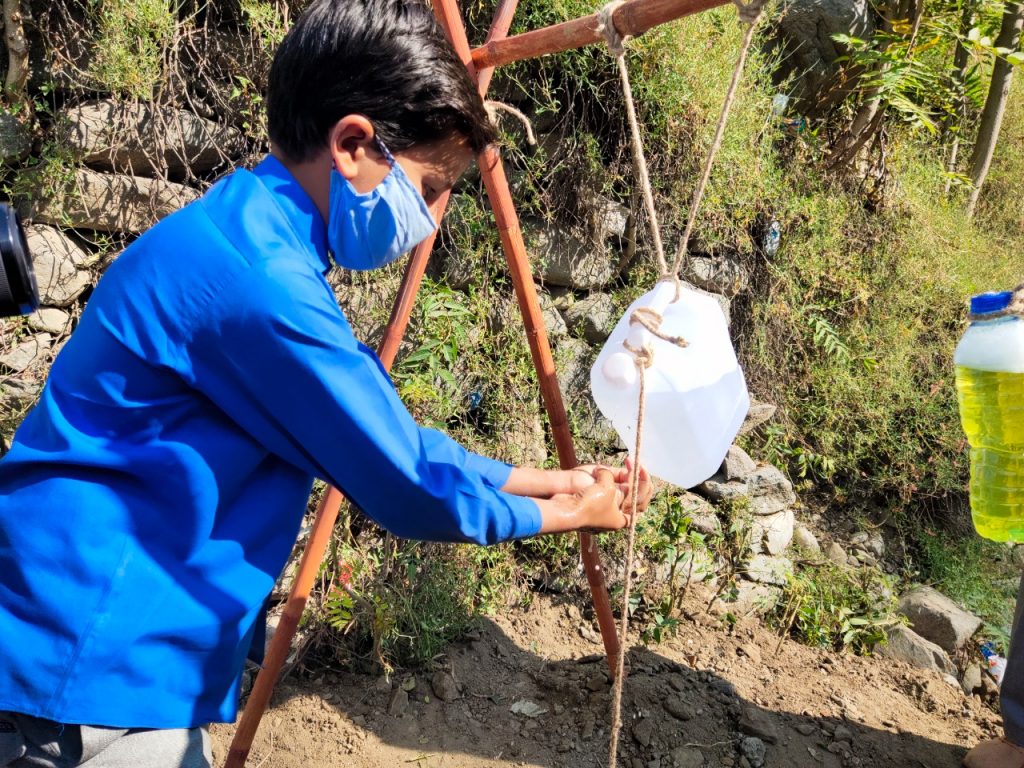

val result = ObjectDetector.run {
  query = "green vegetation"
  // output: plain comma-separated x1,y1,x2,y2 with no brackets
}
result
774,563,901,653
87,0,177,99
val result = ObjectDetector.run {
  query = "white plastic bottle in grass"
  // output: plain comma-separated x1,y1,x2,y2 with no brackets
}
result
590,280,750,488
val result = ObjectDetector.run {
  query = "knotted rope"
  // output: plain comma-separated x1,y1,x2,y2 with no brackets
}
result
968,283,1024,322
598,0,765,765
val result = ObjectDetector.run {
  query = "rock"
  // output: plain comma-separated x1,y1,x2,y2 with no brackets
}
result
526,218,614,290
555,337,622,448
387,688,409,717
25,167,199,234
0,334,52,373
632,717,655,747
0,111,32,163
538,291,568,338
962,663,983,695
669,746,705,768
0,376,41,411
721,445,757,481
564,292,615,344
728,582,782,617
738,706,778,744
750,508,795,556
680,492,722,536
698,465,796,516
587,193,630,240
738,401,777,436
876,625,956,676
826,542,848,566
898,586,983,653
981,672,1000,700
60,100,243,178
794,722,817,736
684,253,750,297
430,670,459,702
833,724,854,743
738,736,767,768
793,526,821,554
27,308,71,335
737,643,762,665
26,226,93,307
744,555,793,586
772,0,874,111
663,696,695,721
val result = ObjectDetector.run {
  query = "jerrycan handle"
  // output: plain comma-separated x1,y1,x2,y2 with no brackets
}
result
602,281,679,389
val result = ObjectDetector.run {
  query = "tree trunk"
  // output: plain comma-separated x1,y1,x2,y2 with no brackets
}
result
966,0,1024,218
2,0,30,98
944,0,977,193
831,0,923,168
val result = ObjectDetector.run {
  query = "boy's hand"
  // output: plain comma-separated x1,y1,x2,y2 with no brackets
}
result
537,463,653,534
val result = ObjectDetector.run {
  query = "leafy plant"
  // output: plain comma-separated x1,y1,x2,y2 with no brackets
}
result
774,563,900,653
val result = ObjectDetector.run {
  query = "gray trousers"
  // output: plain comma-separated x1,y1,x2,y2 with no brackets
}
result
0,712,210,768
1005,573,1024,745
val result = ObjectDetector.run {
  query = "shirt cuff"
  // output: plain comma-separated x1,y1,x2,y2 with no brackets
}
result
505,495,543,539
463,453,515,489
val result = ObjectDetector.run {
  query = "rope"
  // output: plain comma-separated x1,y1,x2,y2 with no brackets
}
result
597,0,765,764
607,358,646,768
484,100,537,145
669,4,764,278
968,283,1024,322
598,1,669,276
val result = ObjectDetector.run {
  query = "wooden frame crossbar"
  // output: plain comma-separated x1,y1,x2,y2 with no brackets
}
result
226,1,725,764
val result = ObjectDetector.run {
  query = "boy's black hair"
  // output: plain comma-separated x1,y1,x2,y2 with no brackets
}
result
267,0,496,162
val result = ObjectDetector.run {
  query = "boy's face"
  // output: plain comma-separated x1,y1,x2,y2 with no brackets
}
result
330,115,475,214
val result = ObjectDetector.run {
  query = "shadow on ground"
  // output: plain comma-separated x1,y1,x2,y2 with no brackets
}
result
216,594,992,768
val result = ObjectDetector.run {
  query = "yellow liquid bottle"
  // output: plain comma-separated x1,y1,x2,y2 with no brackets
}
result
954,291,1024,542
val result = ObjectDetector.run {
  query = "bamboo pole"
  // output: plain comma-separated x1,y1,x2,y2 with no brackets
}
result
432,0,621,674
472,0,729,70
477,0,520,94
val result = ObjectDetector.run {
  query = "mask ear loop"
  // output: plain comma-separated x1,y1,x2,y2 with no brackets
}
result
373,134,397,168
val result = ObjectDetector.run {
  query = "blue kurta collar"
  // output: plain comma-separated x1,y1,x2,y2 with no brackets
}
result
252,154,331,274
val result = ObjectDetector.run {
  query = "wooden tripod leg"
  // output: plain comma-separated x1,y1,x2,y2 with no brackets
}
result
479,147,621,673
430,0,621,674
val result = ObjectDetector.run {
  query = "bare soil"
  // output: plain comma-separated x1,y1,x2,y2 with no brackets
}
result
211,586,1000,768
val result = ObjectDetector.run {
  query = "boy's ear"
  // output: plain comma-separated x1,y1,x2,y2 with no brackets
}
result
328,115,377,181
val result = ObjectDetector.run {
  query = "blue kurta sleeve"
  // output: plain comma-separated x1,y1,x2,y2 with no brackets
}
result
183,259,541,546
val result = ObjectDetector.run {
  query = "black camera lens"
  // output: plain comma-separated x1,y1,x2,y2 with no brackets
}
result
0,202,39,317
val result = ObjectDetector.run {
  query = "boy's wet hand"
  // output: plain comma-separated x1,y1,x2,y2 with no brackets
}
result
577,468,628,530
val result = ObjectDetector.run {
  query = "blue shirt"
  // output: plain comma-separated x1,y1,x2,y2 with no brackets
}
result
0,156,541,728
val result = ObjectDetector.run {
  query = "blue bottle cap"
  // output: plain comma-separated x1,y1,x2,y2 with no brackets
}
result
971,291,1014,315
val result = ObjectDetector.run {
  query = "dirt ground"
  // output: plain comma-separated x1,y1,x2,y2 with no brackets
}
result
211,587,1001,768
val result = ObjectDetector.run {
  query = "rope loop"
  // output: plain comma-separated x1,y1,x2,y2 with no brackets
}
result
484,101,537,146
597,0,630,57
731,0,765,25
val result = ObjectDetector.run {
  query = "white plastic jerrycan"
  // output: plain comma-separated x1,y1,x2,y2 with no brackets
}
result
590,280,750,488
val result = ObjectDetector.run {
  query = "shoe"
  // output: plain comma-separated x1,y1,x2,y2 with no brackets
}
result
964,738,1024,768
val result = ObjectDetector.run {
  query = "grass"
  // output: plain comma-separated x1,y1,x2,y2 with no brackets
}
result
88,0,177,100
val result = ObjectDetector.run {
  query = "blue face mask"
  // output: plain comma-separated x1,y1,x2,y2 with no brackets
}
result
327,138,438,271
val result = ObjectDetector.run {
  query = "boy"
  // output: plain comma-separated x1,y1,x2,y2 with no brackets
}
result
0,1,650,766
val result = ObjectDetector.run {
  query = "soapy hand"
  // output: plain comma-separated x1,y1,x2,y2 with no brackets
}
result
566,462,652,531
